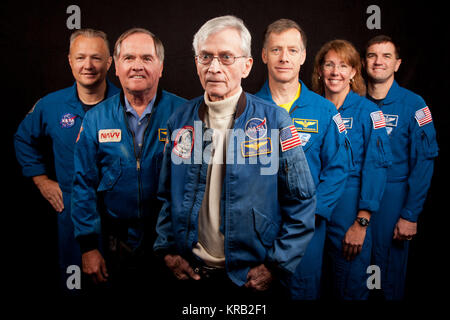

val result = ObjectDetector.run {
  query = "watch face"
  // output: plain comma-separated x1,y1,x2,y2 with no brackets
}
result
357,217,369,227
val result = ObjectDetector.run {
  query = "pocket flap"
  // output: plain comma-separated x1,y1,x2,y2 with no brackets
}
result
252,208,279,247
97,158,122,192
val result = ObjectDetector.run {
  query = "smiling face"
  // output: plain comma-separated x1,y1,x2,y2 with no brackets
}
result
195,27,253,102
320,50,356,96
364,41,401,84
262,28,306,84
114,32,163,97
68,35,112,89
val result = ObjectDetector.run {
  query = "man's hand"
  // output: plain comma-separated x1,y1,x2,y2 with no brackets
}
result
164,254,200,280
393,217,417,241
342,222,367,261
245,264,273,291
82,249,108,284
32,175,64,212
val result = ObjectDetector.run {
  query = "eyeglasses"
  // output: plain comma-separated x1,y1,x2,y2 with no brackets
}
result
196,53,248,66
322,62,351,72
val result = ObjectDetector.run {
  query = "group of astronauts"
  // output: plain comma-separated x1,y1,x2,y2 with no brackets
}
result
14,15,438,300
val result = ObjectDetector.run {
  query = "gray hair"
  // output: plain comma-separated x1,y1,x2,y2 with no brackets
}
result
193,15,252,57
69,28,110,55
114,27,164,63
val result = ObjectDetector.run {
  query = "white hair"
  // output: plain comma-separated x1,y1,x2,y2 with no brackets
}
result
192,15,252,57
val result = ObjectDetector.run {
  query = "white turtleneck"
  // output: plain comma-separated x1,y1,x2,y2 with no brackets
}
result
192,87,242,268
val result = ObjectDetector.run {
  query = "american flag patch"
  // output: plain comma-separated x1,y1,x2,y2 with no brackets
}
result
280,125,302,152
333,113,346,133
415,106,433,127
370,110,386,129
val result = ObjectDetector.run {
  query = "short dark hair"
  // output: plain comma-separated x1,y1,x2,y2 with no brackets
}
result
364,35,400,59
263,19,307,50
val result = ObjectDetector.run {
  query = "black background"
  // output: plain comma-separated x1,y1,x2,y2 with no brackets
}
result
2,0,448,309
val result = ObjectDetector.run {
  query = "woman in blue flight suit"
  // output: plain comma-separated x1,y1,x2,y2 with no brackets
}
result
312,40,392,299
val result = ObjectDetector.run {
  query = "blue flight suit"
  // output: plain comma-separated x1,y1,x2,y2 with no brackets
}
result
256,80,350,299
154,92,316,288
367,81,438,300
327,90,392,300
14,81,119,292
72,89,186,252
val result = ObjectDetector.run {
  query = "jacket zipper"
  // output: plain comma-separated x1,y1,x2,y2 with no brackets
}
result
123,106,154,218
289,105,300,116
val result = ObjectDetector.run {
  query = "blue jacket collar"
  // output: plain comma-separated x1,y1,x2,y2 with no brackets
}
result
339,90,360,112
257,79,314,108
382,80,400,105
66,82,81,109
66,79,118,110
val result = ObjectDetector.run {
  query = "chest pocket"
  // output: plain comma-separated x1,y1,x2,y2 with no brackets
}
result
97,158,122,192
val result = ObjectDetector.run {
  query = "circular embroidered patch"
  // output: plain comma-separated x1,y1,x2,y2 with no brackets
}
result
60,113,77,128
173,126,194,159
245,118,267,140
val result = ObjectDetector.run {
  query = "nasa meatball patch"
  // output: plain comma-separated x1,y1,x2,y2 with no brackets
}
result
245,118,267,140
60,113,77,128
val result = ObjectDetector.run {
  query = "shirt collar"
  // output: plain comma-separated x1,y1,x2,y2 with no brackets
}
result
259,79,312,108
124,94,156,120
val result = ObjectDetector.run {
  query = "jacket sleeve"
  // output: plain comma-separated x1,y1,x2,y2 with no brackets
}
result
315,110,350,220
153,122,176,255
401,105,438,222
14,99,48,178
359,109,393,213
71,114,101,252
268,113,316,274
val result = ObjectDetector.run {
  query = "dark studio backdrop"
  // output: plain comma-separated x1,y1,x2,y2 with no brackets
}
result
2,0,448,307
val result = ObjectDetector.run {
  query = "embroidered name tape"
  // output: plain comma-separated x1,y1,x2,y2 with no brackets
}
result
415,106,433,127
280,125,302,152
370,110,386,129
293,118,318,133
241,137,272,157
99,129,122,143
333,113,346,133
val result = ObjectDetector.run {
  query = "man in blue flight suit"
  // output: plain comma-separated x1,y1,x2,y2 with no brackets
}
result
154,16,316,301
71,28,186,292
255,19,350,299
364,35,439,300
14,29,119,293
